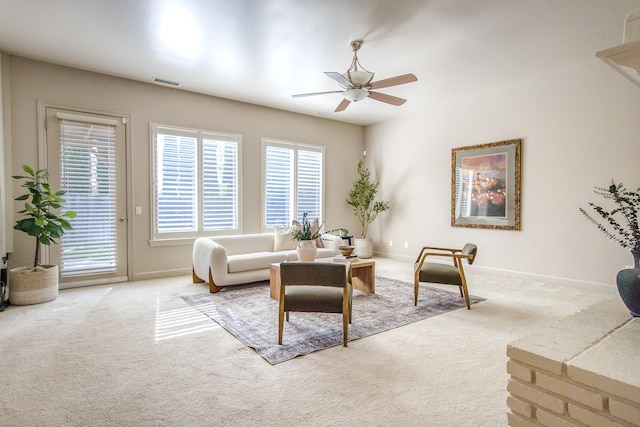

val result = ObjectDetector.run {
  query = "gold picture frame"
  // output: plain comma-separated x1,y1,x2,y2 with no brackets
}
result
451,139,521,230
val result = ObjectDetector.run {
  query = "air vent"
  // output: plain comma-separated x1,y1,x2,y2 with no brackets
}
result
152,77,181,87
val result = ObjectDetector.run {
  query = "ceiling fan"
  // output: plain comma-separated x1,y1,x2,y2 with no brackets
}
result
292,40,417,112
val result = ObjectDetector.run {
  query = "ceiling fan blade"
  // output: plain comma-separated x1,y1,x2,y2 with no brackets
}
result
334,98,351,112
368,73,417,90
292,90,343,98
324,71,352,87
367,91,407,106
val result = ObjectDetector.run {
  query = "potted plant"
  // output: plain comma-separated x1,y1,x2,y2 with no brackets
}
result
291,212,323,261
580,181,640,316
9,165,76,305
346,159,390,258
325,228,349,237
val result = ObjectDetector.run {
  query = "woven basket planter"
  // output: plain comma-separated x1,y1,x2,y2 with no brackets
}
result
9,265,59,305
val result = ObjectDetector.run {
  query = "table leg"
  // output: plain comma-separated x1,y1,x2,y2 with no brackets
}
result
350,263,375,294
270,265,281,301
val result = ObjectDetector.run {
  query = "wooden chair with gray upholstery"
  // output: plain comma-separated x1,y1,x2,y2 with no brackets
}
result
413,243,478,309
278,262,352,347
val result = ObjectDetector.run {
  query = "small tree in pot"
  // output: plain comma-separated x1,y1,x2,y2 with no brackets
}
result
346,160,389,258
10,165,76,305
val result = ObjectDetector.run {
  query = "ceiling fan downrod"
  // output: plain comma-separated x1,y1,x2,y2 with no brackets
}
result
345,40,374,87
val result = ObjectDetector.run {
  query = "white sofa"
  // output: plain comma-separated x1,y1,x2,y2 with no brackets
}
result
192,232,343,292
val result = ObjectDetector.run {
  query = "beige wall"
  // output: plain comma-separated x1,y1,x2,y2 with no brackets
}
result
365,18,640,285
2,55,364,280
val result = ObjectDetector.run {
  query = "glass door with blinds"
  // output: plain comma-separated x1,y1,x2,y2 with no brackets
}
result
45,108,128,286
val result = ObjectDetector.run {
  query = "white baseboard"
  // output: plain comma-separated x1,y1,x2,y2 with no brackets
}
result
375,251,613,288
132,268,192,282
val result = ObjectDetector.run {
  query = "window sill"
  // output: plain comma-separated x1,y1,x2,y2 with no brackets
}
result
148,237,196,247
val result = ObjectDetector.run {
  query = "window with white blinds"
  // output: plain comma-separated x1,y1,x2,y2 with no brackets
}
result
58,114,118,277
264,144,293,227
202,133,239,231
152,125,240,240
263,139,324,228
154,128,197,233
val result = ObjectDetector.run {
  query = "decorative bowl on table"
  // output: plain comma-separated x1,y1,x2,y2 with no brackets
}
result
338,245,355,257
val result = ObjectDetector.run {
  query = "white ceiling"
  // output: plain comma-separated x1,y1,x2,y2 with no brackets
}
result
0,0,635,126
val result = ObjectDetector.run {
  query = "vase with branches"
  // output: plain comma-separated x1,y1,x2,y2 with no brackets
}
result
579,181,640,267
290,212,323,261
581,181,640,317
290,212,322,241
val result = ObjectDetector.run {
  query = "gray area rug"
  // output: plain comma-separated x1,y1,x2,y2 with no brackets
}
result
182,276,484,364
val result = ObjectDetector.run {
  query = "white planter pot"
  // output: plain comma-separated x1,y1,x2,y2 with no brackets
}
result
354,237,373,259
296,240,317,262
9,265,59,305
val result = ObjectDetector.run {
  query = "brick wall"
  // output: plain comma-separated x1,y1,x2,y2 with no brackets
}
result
506,297,640,426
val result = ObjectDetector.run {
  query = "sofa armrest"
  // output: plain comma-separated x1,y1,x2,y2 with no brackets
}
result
320,234,343,255
193,238,229,286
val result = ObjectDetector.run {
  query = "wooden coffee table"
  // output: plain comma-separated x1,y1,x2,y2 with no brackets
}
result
269,259,376,301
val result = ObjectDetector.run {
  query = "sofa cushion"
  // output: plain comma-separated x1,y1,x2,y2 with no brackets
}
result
273,227,297,251
228,252,288,273
211,233,275,255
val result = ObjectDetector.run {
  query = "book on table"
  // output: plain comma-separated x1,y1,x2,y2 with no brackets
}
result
333,255,358,263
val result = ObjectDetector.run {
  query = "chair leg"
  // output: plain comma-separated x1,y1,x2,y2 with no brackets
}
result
456,265,472,309
458,285,464,297
461,282,471,309
342,310,348,347
414,280,419,306
286,312,289,322
278,300,285,344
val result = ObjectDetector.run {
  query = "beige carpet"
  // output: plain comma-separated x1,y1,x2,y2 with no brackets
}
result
0,258,616,426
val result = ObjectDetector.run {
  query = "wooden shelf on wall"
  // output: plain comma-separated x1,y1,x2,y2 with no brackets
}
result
596,40,640,89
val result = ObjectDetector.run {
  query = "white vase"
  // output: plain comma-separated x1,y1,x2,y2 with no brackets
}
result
296,240,317,262
354,237,373,259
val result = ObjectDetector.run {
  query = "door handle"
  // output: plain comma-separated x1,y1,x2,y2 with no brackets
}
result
119,217,126,222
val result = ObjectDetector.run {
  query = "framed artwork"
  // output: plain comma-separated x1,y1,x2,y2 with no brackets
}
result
451,139,521,230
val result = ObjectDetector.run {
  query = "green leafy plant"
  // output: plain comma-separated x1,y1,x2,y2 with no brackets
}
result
290,212,323,241
13,165,76,268
579,181,640,253
326,227,349,237
347,159,390,238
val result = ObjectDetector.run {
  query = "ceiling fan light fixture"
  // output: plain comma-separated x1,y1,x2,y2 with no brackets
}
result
346,70,374,86
343,87,369,102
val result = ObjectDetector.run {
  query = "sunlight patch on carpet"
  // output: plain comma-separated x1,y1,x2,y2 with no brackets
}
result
155,293,218,341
